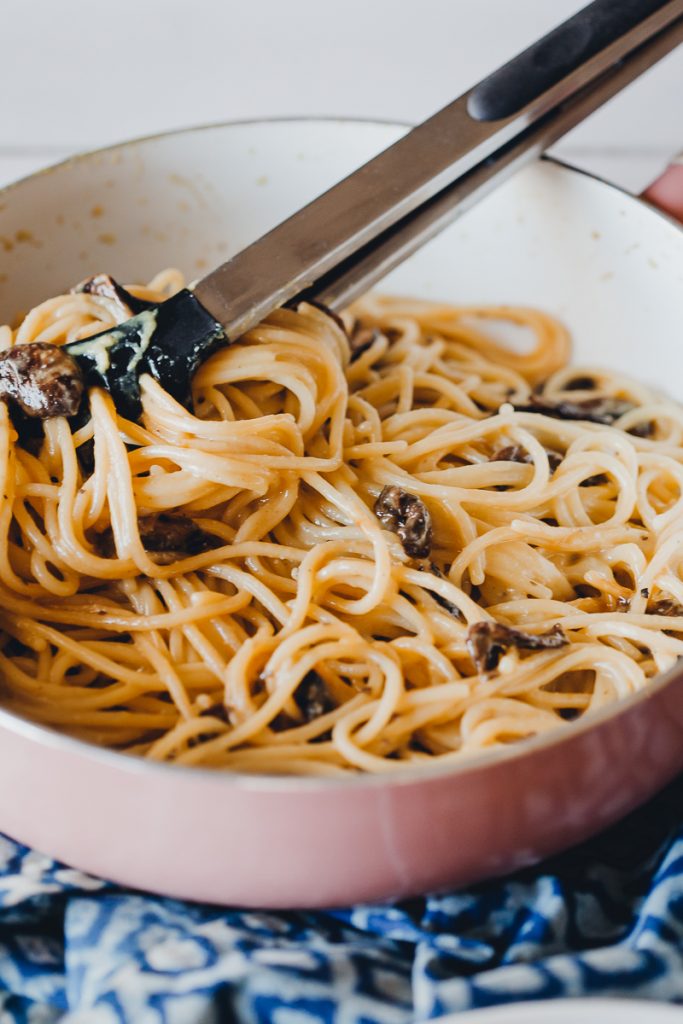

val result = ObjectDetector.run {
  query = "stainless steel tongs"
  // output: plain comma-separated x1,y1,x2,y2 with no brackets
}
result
63,0,683,421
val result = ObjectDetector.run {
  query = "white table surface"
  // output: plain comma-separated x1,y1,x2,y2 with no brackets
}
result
1,0,681,194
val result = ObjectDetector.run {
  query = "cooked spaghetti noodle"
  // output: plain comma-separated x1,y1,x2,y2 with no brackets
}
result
0,270,681,775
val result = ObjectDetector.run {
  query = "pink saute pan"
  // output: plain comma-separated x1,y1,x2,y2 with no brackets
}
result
0,119,682,908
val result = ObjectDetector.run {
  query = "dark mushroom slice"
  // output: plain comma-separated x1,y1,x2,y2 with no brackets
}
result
466,621,568,674
374,485,433,559
558,708,581,721
491,444,563,472
627,421,655,438
563,375,597,391
76,437,96,474
580,473,609,488
72,274,157,320
198,702,229,723
96,513,218,562
349,323,386,362
137,514,216,554
646,597,683,617
0,342,84,419
418,563,464,621
294,671,334,721
512,395,635,425
492,444,606,486
491,444,530,464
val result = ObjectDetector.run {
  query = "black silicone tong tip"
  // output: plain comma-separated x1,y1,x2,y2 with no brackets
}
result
64,289,225,422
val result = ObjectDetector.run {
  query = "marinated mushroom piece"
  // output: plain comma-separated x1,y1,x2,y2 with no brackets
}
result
490,444,529,464
466,621,568,674
72,273,156,321
563,375,597,391
646,597,683,617
0,342,84,419
627,421,655,438
580,473,609,488
491,444,563,472
76,437,96,474
349,321,387,362
418,563,464,621
198,702,229,722
513,395,635,425
294,671,334,721
374,485,433,559
96,513,218,563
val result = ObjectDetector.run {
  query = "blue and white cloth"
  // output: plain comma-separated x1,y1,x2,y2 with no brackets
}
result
1,773,682,1023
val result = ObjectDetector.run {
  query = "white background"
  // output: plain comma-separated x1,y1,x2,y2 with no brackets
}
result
1,0,681,193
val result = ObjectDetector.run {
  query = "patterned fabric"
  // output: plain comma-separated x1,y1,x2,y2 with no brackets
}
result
1,774,683,1023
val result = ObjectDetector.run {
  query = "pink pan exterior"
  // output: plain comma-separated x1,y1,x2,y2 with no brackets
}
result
0,119,681,908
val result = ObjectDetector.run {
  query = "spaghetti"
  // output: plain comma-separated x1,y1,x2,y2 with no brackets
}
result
0,270,681,775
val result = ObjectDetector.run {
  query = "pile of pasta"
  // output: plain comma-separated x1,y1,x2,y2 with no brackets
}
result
0,269,681,775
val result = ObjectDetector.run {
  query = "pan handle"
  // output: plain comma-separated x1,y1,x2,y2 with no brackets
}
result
468,0,677,121
642,150,683,221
